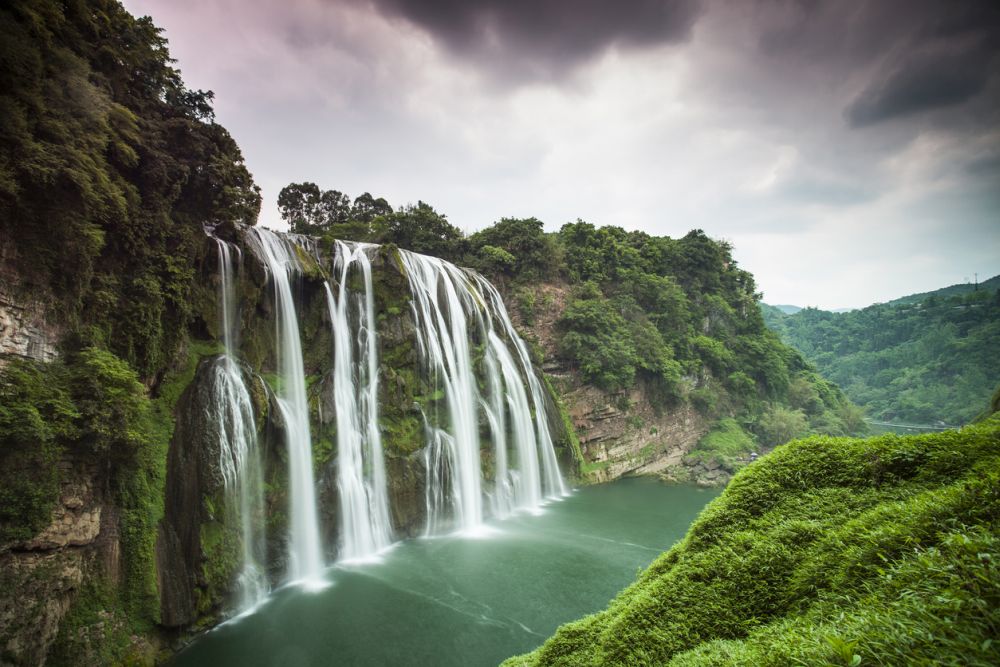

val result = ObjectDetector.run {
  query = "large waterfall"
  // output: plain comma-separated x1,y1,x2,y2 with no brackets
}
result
210,226,566,599
247,228,326,586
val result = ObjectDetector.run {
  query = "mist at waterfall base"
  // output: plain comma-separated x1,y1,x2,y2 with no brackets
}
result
173,479,719,666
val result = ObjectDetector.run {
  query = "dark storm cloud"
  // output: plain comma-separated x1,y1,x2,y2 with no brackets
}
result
365,0,702,76
846,3,1000,127
745,0,1000,129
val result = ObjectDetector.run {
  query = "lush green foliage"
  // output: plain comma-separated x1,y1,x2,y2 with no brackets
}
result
467,217,560,281
1,0,261,377
543,223,860,440
277,182,391,235
277,182,467,260
764,283,1000,425
0,346,170,633
505,415,1000,666
689,417,756,467
0,359,78,543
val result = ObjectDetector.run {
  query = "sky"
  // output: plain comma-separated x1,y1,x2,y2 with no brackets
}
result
123,0,1000,310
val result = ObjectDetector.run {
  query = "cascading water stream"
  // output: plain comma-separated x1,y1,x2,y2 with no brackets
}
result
489,332,543,510
326,241,393,560
400,251,484,533
483,345,512,517
476,276,568,498
401,249,567,533
247,228,325,586
211,237,268,612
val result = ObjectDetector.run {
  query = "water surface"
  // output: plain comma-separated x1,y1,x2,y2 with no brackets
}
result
173,478,720,667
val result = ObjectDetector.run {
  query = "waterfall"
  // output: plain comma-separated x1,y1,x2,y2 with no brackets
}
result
476,275,568,498
210,237,268,611
247,228,325,586
225,224,564,579
325,241,393,560
400,252,484,533
401,249,567,533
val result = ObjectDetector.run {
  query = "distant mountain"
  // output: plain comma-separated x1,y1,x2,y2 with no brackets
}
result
888,274,1000,306
763,280,1000,425
772,304,802,314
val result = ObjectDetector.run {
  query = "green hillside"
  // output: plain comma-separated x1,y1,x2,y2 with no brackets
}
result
889,275,1000,307
763,286,1000,425
505,412,1000,666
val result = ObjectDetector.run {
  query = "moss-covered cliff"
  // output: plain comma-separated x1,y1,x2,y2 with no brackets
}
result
504,413,1000,666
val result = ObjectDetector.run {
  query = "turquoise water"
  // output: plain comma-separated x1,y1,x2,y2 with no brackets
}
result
172,478,720,666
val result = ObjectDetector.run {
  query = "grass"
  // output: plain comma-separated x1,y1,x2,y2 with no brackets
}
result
504,414,1000,666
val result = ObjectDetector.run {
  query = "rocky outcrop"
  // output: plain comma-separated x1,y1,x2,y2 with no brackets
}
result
0,245,61,368
508,282,711,484
157,356,254,628
0,462,113,666
561,381,709,483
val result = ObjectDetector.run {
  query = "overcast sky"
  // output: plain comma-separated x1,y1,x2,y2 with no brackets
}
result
123,0,999,309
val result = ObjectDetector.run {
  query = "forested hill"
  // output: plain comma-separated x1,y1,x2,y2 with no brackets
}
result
888,274,1000,307
762,281,1000,426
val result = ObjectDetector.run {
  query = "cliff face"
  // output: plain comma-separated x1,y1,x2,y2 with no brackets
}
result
0,460,121,665
0,244,61,369
507,282,710,485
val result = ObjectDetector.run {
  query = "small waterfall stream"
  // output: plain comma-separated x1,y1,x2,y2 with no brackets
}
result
211,238,268,611
326,241,393,560
247,228,325,586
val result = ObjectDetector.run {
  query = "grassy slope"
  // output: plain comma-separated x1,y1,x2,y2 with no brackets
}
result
505,415,1000,666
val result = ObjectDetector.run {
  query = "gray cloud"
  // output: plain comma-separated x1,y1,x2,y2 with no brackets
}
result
365,0,702,78
847,55,988,128
845,4,1000,128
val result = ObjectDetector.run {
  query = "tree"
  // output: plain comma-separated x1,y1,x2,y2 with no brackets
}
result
351,192,392,222
379,201,465,259
277,182,324,234
319,189,351,226
468,217,554,280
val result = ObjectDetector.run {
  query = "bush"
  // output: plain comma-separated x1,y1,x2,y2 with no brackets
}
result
0,360,78,544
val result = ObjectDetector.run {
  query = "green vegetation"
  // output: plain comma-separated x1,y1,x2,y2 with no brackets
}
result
687,417,756,468
0,345,190,662
763,281,1000,425
1,0,260,378
1,1,258,659
0,359,78,544
505,414,1000,666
